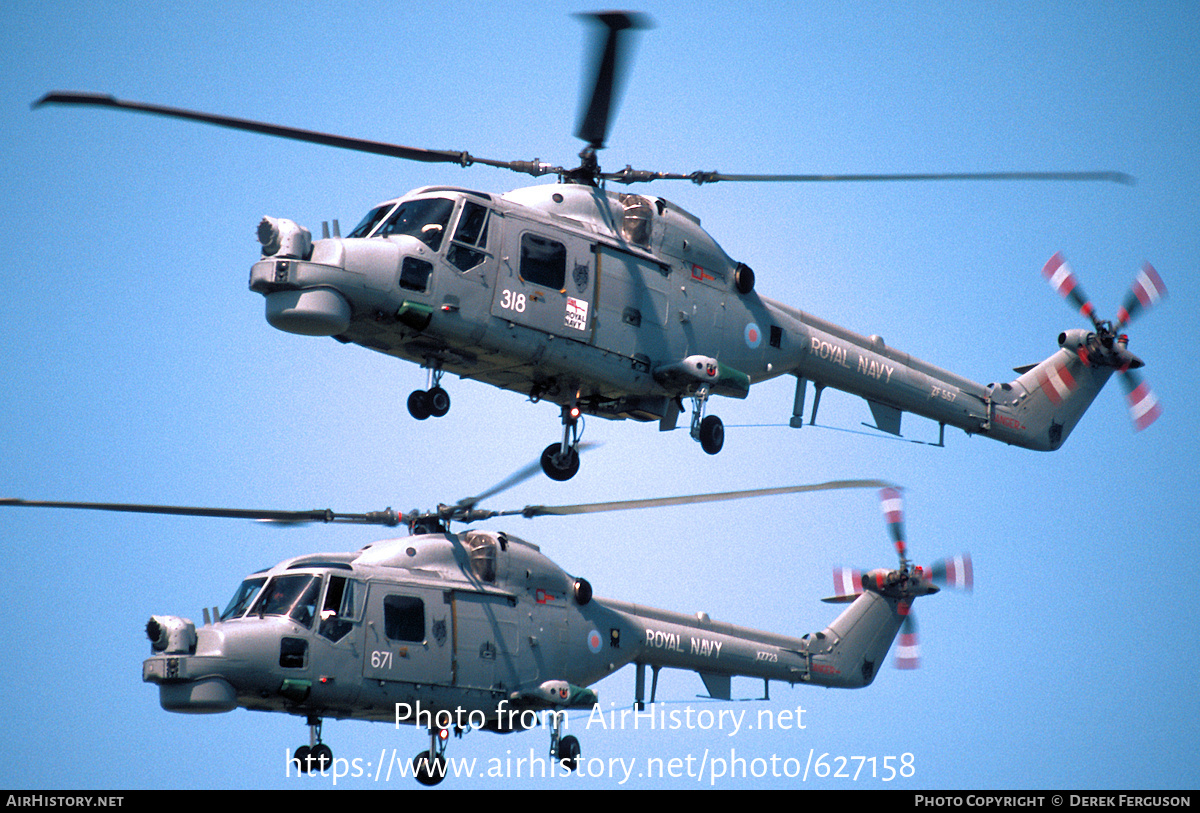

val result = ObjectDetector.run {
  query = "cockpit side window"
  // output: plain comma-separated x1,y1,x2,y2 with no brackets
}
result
318,576,362,642
220,576,266,620
377,198,455,250
251,574,323,629
448,201,491,272
346,204,396,239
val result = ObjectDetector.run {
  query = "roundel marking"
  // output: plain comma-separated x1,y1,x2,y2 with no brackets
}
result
587,629,602,653
744,322,762,349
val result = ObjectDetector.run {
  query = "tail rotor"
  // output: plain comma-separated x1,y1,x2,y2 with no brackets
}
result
1041,252,1165,431
828,488,972,669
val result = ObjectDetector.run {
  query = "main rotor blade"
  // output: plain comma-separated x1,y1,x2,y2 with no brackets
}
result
0,498,402,526
603,168,1135,186
575,12,652,151
503,479,892,519
32,92,561,178
36,93,1132,189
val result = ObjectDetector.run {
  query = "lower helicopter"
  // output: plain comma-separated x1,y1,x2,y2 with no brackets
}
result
3,478,970,786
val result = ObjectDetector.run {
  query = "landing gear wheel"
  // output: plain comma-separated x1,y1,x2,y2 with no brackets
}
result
427,386,451,417
413,750,447,786
699,414,724,455
541,443,581,481
407,390,431,420
293,745,312,774
556,734,581,772
309,743,333,773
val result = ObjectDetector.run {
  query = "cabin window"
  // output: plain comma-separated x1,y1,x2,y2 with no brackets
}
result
346,204,395,238
251,574,322,629
519,233,566,289
220,575,266,620
448,201,490,272
377,198,455,250
383,595,425,642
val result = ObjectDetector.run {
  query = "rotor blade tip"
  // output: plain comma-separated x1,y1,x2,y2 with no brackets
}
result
576,11,655,30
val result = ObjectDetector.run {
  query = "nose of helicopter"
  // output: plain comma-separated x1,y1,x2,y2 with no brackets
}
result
249,251,354,337
142,615,237,713
250,217,355,336
261,286,353,336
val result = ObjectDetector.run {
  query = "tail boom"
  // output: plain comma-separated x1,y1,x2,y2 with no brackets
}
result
601,587,916,694
764,300,1114,451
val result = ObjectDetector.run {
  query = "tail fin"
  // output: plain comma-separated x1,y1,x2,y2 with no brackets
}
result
807,590,911,688
991,345,1115,451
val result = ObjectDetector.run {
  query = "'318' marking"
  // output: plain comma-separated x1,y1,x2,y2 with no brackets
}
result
500,289,526,313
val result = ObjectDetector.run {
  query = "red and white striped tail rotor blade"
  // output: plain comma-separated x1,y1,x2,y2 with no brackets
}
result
1043,252,1097,325
1036,358,1077,405
930,553,974,592
1121,370,1162,431
1116,262,1166,330
894,606,920,670
832,567,863,598
879,486,907,562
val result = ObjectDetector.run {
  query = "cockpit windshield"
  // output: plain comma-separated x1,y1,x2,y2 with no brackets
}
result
220,576,266,620
346,204,396,239
376,198,455,250
250,574,323,628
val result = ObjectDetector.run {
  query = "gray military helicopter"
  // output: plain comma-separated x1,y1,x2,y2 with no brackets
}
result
3,479,969,786
32,12,1161,481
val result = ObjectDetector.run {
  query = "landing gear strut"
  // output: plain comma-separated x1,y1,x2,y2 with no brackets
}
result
412,726,449,786
292,716,333,775
548,711,581,772
690,386,724,454
541,403,582,481
407,361,451,420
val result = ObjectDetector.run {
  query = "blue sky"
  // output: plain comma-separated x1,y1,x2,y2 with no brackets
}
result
2,0,1197,790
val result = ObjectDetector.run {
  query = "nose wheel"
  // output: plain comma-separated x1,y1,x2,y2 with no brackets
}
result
541,403,583,481
407,362,451,420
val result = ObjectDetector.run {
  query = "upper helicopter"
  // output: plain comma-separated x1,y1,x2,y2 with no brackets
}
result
2,479,969,786
32,12,1163,481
